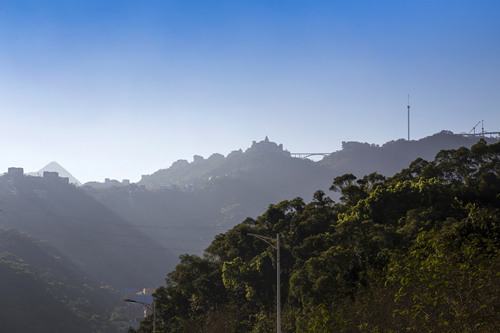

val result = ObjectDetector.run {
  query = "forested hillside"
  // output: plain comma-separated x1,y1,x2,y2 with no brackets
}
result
132,139,500,332
0,229,125,333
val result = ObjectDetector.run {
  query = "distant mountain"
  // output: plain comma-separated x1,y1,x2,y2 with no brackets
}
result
87,150,331,256
138,132,499,191
138,136,299,190
86,138,332,255
319,130,500,177
85,132,499,256
0,172,178,288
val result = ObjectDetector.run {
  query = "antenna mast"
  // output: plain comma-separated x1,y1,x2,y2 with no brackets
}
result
407,95,410,140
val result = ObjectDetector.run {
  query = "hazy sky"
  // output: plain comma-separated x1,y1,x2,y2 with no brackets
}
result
1,0,499,183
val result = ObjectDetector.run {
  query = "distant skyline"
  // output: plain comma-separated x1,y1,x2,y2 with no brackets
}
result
1,0,499,183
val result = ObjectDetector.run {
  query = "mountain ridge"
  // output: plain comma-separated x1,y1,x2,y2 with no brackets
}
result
134,131,499,191
85,131,499,256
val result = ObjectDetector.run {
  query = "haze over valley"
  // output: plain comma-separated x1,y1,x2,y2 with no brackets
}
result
1,132,499,331
1,0,499,331
2,132,498,266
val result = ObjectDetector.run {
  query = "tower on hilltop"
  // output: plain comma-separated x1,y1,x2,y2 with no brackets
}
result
407,95,411,141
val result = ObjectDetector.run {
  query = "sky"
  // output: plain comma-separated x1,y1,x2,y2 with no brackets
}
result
1,0,499,183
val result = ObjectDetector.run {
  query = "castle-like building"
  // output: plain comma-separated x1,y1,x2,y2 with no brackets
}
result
245,136,291,156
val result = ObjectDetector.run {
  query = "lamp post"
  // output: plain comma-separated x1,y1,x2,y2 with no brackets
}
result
124,298,156,333
231,231,281,333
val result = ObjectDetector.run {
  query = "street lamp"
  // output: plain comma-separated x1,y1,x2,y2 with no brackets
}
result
124,298,156,333
231,231,281,333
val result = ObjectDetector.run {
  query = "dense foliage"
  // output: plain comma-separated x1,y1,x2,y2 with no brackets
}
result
133,139,500,332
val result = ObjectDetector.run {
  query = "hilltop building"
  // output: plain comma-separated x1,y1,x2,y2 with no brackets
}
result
4,167,69,184
43,171,59,180
246,136,291,156
43,171,70,184
7,167,24,177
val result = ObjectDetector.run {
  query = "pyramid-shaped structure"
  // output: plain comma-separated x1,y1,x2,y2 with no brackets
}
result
37,162,82,186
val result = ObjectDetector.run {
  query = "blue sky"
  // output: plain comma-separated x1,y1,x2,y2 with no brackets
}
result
1,0,499,183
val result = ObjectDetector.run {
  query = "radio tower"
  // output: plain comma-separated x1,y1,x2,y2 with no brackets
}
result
407,95,410,141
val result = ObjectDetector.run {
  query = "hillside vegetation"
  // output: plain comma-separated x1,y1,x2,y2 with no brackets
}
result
132,139,500,332
0,229,124,332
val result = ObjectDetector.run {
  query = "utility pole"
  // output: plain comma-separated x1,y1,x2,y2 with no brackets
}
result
231,231,281,333
124,298,156,333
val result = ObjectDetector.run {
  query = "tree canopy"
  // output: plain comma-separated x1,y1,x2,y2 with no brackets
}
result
132,139,500,332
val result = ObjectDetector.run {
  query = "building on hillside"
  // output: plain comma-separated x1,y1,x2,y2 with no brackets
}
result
43,171,60,180
42,171,70,184
104,178,123,187
341,141,377,150
246,136,291,156
7,167,24,177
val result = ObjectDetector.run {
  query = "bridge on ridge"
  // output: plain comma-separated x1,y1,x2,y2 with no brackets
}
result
290,153,331,159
